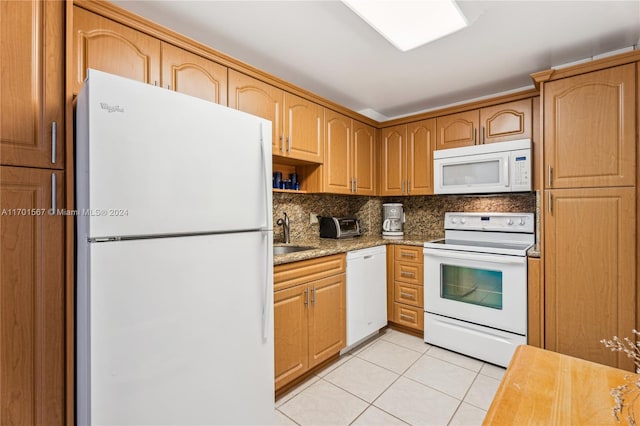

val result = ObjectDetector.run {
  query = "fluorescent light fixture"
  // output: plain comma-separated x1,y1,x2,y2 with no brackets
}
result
342,0,467,52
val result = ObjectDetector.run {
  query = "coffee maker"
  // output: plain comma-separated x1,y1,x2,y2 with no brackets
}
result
382,203,405,238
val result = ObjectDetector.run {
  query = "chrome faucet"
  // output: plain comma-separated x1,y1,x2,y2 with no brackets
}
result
276,212,290,244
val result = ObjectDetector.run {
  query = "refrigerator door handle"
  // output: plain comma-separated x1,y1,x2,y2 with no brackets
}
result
260,123,271,230
261,230,270,343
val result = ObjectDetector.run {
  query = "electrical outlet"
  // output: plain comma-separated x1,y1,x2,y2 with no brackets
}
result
310,213,318,224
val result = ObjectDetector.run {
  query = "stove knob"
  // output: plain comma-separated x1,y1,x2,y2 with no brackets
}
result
451,217,458,224
507,219,514,225
519,218,526,226
460,218,466,224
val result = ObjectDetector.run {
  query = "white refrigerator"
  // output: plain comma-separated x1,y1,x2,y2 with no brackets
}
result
75,69,274,425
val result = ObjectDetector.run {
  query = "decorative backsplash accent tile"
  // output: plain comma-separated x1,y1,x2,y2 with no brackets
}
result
273,192,536,243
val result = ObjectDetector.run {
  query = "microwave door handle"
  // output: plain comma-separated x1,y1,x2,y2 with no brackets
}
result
504,157,510,187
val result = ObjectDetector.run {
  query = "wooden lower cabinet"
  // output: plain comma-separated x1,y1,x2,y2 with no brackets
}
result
0,166,65,424
527,257,543,348
388,245,424,332
544,187,636,370
274,255,346,390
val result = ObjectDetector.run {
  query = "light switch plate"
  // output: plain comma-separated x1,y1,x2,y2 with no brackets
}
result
310,213,318,224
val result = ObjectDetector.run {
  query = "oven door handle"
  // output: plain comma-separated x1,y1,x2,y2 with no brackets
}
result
423,248,526,265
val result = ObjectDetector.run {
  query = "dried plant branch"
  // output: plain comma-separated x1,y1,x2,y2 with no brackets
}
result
601,330,640,425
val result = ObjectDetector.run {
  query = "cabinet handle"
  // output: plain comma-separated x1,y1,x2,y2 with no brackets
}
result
280,134,285,153
401,180,405,194
481,126,485,144
51,122,57,164
407,180,411,194
154,81,158,86
310,287,315,305
400,314,414,321
304,288,309,307
401,252,416,258
355,178,358,193
547,165,553,187
51,173,57,212
350,178,355,193
401,271,415,278
167,84,172,90
287,136,292,153
400,292,415,299
548,192,552,214
473,128,477,145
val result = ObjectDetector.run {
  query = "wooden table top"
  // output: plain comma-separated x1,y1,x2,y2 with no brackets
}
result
483,345,638,425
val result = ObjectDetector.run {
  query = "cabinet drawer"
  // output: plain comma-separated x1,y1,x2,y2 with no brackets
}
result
394,262,423,286
274,254,346,291
394,282,423,308
393,303,424,331
394,245,422,263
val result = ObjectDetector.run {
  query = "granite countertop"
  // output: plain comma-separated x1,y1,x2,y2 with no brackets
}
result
274,233,541,265
273,233,443,265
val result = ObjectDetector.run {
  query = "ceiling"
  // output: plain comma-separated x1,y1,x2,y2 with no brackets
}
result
111,1,640,121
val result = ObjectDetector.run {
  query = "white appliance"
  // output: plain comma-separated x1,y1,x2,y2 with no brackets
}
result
75,69,274,425
433,139,532,194
423,212,534,367
382,203,404,238
345,246,387,349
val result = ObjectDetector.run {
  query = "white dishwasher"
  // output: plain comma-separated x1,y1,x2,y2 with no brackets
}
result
345,245,387,349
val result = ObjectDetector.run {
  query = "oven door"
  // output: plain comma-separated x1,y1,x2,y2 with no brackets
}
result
423,248,527,335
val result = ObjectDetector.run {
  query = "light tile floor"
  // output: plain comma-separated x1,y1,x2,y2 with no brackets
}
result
275,328,505,426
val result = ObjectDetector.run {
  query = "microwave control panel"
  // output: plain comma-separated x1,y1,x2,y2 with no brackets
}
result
511,149,531,191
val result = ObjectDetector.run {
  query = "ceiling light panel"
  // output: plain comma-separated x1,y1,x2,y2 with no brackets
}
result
343,0,467,52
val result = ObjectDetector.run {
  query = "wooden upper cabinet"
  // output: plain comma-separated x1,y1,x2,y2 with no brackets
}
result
406,119,435,195
544,64,636,189
324,111,352,194
436,110,478,149
324,113,375,195
480,98,532,144
379,125,406,196
228,70,283,155
545,187,635,370
436,99,532,149
352,121,376,195
160,43,227,105
1,0,64,169
1,166,65,425
72,6,161,95
284,93,324,163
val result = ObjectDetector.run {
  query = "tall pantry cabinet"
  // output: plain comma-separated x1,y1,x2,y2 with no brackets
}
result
534,60,638,370
0,1,66,424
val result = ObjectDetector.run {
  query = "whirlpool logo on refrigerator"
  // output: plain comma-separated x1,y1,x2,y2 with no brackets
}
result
99,102,125,113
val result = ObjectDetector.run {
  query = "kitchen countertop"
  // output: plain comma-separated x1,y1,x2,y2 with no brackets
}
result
483,345,636,425
274,234,541,265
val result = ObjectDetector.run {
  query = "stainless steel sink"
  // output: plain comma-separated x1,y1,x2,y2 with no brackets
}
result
273,245,316,255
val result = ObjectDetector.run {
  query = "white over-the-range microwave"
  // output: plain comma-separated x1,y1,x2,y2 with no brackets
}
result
433,139,532,194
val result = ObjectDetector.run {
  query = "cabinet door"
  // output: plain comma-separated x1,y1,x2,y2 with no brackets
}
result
352,121,376,195
308,275,346,368
406,119,435,195
480,98,532,144
544,64,636,189
161,43,227,104
284,93,324,163
545,187,635,370
379,125,406,196
1,166,64,425
274,284,309,390
324,110,352,194
436,110,479,149
72,7,161,95
1,0,64,169
228,70,283,155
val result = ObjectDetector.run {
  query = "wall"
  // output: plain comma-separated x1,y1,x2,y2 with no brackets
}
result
273,192,536,243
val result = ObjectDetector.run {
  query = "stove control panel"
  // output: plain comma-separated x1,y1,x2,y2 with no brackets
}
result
444,212,534,233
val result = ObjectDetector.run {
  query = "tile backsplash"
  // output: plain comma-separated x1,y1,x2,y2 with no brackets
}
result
273,192,536,243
